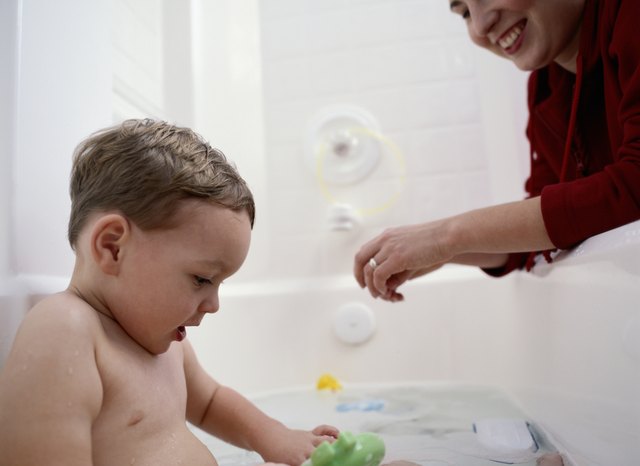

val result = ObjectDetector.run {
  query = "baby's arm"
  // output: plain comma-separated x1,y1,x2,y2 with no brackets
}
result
182,340,338,466
0,302,102,466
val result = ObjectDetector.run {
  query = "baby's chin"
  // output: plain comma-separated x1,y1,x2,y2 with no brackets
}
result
139,335,181,355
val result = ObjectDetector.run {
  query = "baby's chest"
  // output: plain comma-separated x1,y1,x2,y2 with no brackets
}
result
91,343,216,466
95,344,188,433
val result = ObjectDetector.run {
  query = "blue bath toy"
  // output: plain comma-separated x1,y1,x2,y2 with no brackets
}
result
303,431,385,466
336,399,385,412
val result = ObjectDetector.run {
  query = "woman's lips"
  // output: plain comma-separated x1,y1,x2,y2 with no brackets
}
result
498,19,526,54
176,326,187,341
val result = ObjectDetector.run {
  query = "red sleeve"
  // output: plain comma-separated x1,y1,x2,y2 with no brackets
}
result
541,0,640,249
481,72,558,278
481,252,529,277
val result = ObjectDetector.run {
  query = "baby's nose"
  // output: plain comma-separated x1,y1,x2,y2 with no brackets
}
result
199,294,220,314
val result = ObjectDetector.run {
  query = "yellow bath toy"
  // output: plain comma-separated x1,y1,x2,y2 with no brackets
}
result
316,373,343,391
303,431,385,466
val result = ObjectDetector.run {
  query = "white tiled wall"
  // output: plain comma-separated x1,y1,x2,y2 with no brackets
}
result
111,0,195,126
112,0,164,118
0,0,18,280
258,0,519,279
3,0,528,286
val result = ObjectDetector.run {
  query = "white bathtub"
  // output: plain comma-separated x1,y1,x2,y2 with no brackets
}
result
188,220,640,466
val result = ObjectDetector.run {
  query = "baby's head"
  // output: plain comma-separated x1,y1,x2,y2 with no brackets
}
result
68,119,255,249
67,119,255,353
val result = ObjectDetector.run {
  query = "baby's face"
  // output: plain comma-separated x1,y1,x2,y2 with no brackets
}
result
110,199,251,354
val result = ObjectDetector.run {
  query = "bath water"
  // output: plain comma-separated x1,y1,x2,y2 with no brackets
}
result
191,382,560,466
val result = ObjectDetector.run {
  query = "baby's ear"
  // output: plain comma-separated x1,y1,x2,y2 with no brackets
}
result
90,214,130,275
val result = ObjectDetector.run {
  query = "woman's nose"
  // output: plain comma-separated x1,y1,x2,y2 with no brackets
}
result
469,3,499,37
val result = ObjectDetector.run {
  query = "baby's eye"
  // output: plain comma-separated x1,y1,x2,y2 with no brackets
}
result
194,276,212,287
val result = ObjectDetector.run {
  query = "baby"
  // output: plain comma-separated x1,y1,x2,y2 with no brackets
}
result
0,119,338,466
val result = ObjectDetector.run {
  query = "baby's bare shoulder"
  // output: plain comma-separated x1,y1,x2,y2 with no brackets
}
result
22,290,103,336
7,290,103,367
5,291,105,375
0,291,104,465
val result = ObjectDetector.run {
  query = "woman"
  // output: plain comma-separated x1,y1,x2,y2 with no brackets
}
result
354,0,640,302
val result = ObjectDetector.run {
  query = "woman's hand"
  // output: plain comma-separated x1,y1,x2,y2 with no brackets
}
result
353,198,553,301
354,221,452,301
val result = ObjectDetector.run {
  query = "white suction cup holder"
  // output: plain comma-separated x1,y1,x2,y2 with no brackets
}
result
332,302,376,345
305,105,382,185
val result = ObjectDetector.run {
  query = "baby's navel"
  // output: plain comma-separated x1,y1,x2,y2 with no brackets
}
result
127,410,145,426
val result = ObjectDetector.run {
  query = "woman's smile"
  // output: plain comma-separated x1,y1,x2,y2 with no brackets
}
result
498,19,526,54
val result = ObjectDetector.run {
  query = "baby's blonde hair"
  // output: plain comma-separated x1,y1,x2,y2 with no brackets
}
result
68,119,255,248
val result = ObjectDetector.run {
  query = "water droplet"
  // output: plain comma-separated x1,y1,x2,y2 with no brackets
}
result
67,366,74,375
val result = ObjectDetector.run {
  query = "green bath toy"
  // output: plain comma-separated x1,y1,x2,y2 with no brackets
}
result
303,431,385,466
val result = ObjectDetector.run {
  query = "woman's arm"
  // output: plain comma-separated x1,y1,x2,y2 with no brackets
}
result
354,197,553,301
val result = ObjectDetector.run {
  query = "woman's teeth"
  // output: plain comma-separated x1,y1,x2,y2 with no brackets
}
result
499,24,523,49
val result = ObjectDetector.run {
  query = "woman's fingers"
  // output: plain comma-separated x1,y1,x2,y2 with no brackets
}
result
353,238,382,288
355,224,445,299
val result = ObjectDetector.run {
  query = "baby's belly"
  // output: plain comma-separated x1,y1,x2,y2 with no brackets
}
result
93,424,218,466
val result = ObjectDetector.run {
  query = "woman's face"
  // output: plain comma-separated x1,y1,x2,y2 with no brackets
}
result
449,0,585,72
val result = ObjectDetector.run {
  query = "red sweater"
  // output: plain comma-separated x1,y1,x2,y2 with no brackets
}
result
488,0,640,276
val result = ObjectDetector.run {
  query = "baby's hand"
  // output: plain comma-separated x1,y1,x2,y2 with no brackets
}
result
311,424,340,441
258,424,339,466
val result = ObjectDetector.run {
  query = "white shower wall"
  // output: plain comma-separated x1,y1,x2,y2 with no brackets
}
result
0,0,20,368
0,0,530,284
0,0,19,280
256,0,530,280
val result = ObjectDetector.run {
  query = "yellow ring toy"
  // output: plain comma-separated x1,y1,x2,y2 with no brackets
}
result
315,126,406,217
